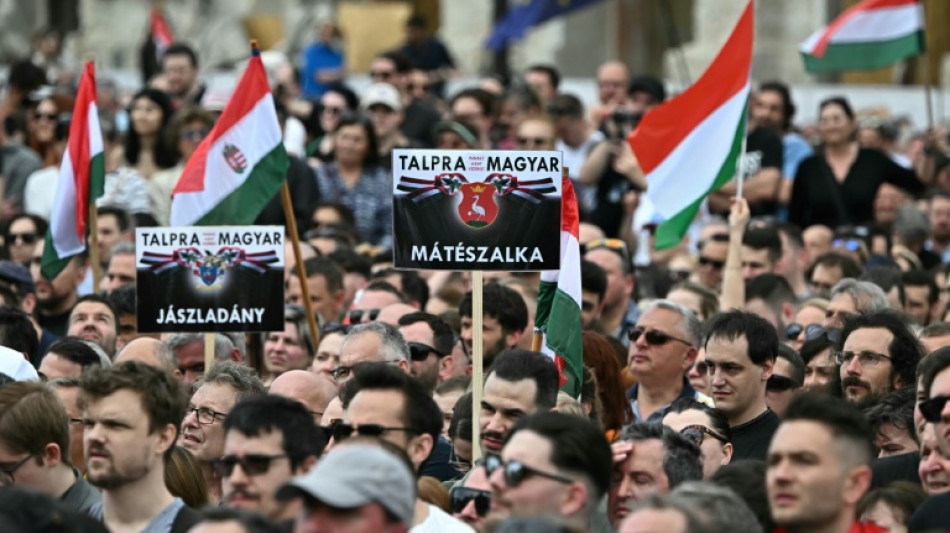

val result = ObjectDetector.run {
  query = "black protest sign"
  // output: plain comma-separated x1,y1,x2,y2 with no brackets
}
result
135,226,285,332
392,149,562,271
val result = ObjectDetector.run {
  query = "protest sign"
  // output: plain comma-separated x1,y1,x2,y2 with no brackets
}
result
135,226,285,333
392,149,563,271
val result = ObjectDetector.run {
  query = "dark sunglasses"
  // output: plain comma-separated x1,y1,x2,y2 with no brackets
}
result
920,395,950,423
698,256,726,270
679,424,728,446
8,232,36,245
802,324,842,344
330,423,417,443
628,328,692,347
484,453,573,488
322,322,350,336
767,375,800,392
210,454,287,477
348,308,380,324
408,342,443,362
450,487,491,516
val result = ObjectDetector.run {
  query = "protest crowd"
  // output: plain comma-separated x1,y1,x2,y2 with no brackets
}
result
4,3,950,533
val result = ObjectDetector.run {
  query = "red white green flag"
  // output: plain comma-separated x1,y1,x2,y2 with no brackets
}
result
170,49,288,226
628,2,752,250
42,61,105,280
535,177,582,397
800,0,925,73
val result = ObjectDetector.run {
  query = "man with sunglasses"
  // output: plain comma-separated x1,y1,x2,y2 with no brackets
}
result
627,300,706,423
398,312,456,394
837,311,921,408
451,465,492,531
219,394,326,522
181,361,265,504
704,310,779,461
338,362,472,530
485,412,612,531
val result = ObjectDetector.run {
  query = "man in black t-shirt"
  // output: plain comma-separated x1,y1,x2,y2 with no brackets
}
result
710,126,784,217
704,310,781,461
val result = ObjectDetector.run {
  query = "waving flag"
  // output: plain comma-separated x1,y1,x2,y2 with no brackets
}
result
170,48,288,226
800,0,925,73
151,5,174,59
628,2,752,250
535,177,582,396
42,61,105,280
486,0,604,51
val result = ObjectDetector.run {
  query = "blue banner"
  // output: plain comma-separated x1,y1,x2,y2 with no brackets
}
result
485,0,605,51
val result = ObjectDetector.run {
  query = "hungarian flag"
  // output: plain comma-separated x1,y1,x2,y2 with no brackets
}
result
151,5,174,60
170,49,288,226
41,61,105,280
800,0,925,73
628,1,752,250
535,177,582,397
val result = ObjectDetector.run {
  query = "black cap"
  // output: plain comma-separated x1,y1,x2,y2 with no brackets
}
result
629,75,666,104
0,261,35,294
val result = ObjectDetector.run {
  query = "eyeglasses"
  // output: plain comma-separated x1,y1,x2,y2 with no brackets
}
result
211,454,288,478
679,425,727,446
321,322,350,336
484,454,573,488
788,323,841,344
517,137,552,148
450,487,491,516
584,238,629,259
835,350,892,367
321,106,344,116
920,395,950,423
0,453,36,485
832,238,863,252
348,308,381,324
457,336,471,361
766,375,799,392
8,232,36,245
370,70,394,80
628,328,692,347
698,256,726,270
180,127,209,141
186,406,228,425
329,423,418,443
408,342,443,362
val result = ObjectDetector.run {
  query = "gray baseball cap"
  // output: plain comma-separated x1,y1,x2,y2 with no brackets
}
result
276,443,416,525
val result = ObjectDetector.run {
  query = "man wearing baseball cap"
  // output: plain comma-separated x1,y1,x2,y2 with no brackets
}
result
362,82,420,169
277,443,416,533
0,260,55,363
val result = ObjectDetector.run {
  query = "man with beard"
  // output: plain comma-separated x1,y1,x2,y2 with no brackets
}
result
748,82,812,210
180,362,265,504
838,311,921,408
459,284,527,371
218,395,326,522
480,349,559,456
30,238,87,337
79,361,199,531
398,311,456,393
926,190,950,262
66,295,118,358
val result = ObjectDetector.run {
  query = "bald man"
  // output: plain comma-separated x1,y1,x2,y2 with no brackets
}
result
269,370,337,423
114,337,183,379
376,303,417,325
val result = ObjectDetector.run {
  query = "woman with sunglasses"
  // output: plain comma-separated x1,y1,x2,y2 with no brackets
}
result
660,398,733,479
307,85,359,162
3,213,46,266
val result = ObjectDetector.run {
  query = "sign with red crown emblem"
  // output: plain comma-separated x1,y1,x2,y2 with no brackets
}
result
392,149,563,271
457,183,499,228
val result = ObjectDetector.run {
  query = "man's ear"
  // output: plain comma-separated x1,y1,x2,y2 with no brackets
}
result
407,433,434,472
157,424,177,456
560,480,589,517
438,355,454,383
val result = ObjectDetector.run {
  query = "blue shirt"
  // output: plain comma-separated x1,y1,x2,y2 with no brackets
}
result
300,42,344,99
315,163,393,249
782,132,813,181
626,377,704,423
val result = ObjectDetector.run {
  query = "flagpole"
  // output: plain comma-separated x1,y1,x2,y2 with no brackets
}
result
204,332,214,375
735,115,749,200
471,270,484,462
280,182,321,354
88,203,100,294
